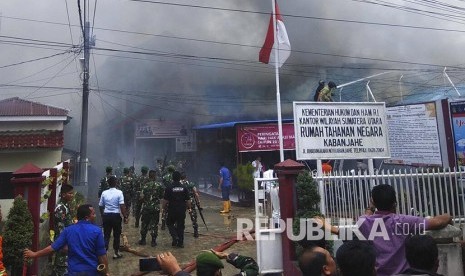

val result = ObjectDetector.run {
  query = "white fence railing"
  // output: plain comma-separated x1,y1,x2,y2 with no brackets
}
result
254,177,283,274
313,168,465,226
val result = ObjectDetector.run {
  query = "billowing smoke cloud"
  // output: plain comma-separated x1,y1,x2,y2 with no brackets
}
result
1,0,464,185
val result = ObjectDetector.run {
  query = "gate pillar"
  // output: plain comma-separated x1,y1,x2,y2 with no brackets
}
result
274,159,305,275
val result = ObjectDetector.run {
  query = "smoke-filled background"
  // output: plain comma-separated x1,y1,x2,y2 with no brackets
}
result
1,0,465,186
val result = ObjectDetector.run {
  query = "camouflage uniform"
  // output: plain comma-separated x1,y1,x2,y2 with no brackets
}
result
160,171,173,230
139,179,165,246
183,179,199,238
133,170,149,228
98,176,110,198
52,200,73,276
120,171,134,216
155,160,164,179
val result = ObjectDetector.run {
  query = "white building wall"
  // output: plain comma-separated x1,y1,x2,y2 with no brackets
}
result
0,121,63,131
0,150,62,172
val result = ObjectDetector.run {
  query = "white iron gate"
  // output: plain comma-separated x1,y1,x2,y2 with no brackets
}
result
313,167,465,226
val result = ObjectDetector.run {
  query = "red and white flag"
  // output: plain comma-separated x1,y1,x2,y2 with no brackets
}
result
259,3,291,68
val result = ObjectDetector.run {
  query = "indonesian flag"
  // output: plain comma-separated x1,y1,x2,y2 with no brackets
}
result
259,3,291,68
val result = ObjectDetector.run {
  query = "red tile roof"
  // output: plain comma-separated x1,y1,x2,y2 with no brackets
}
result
0,97,68,116
0,130,64,150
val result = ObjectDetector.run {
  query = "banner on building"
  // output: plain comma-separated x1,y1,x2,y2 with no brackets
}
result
135,119,189,139
293,102,390,160
236,123,295,152
450,101,465,168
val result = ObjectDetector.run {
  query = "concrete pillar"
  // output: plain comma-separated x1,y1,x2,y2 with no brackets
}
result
426,224,463,275
10,163,44,276
274,159,305,275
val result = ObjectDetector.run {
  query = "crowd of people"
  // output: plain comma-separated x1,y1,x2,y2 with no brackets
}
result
20,161,456,275
22,162,206,276
312,184,451,276
97,164,201,252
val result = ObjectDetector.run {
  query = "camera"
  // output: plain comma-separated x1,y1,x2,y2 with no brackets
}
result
139,257,161,271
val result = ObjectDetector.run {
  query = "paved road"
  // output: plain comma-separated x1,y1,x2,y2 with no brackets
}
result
105,195,257,275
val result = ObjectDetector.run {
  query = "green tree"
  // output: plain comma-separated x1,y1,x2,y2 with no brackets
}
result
293,171,332,253
233,163,255,203
3,195,34,275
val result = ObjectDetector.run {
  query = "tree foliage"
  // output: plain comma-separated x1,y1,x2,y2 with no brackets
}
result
293,171,332,252
295,171,321,215
3,196,34,273
233,163,254,191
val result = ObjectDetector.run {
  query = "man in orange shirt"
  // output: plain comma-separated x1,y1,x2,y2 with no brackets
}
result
322,160,332,175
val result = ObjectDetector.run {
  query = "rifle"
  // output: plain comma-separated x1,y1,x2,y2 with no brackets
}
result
193,195,208,231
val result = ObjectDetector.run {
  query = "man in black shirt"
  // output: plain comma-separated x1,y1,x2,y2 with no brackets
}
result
162,171,191,248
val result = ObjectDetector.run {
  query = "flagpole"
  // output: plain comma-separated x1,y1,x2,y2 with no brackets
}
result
272,0,284,162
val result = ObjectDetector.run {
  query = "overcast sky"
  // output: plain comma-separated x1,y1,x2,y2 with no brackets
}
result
1,0,465,152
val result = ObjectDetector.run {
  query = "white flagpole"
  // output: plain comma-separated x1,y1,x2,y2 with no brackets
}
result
272,0,285,162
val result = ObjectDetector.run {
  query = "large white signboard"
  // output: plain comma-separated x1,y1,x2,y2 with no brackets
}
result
385,103,442,166
293,102,390,160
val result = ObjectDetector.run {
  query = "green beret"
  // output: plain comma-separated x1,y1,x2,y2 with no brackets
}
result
105,166,113,173
196,252,224,275
123,167,129,174
141,166,149,173
166,165,176,173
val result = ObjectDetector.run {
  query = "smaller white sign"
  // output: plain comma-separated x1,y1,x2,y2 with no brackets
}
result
176,132,196,152
293,102,391,160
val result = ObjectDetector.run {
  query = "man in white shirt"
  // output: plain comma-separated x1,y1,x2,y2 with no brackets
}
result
251,156,262,178
99,175,128,259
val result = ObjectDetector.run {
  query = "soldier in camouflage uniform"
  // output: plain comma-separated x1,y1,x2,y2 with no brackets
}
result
98,166,113,198
155,158,164,179
160,165,176,230
120,167,134,218
133,166,149,228
138,170,165,247
181,172,202,238
52,184,74,276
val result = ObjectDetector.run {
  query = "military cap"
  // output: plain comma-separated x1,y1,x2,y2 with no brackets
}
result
123,167,130,174
105,166,113,173
166,165,176,173
141,166,149,173
196,252,224,275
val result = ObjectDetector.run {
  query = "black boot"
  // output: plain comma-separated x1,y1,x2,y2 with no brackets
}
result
171,239,178,247
138,237,146,245
151,236,157,247
193,228,199,238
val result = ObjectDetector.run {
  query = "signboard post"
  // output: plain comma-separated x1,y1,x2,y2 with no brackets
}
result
293,102,390,160
293,102,390,216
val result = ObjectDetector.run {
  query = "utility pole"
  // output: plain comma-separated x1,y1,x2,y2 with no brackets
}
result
79,0,90,189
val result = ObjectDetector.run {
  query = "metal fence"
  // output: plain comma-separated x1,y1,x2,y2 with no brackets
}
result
254,177,283,274
313,168,465,226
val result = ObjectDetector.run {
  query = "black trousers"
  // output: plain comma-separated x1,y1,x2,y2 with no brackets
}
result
167,210,186,243
102,213,122,252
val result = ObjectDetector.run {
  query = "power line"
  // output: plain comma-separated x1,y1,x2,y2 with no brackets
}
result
24,52,80,98
64,0,75,45
0,51,74,69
